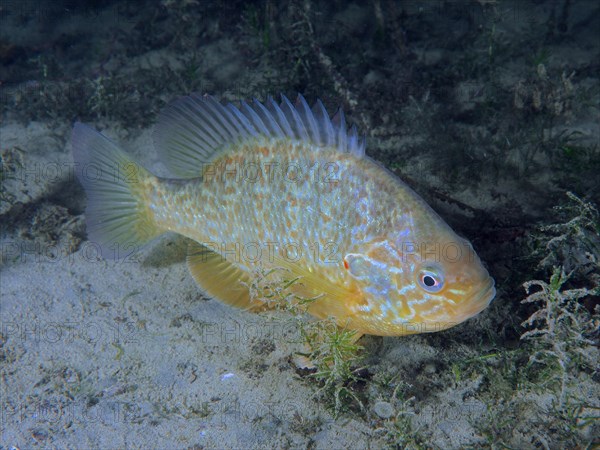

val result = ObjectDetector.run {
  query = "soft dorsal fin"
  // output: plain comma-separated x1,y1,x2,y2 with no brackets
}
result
153,94,366,178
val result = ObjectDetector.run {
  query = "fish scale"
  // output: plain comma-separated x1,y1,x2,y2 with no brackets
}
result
147,143,359,267
72,93,496,337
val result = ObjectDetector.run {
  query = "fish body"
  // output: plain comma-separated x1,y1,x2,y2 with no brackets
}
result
72,94,495,337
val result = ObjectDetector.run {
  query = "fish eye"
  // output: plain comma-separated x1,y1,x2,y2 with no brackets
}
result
417,268,444,293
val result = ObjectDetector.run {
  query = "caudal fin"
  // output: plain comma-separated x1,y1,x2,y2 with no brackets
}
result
72,123,162,259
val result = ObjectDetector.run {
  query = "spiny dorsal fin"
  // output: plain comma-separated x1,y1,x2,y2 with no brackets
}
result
153,94,366,178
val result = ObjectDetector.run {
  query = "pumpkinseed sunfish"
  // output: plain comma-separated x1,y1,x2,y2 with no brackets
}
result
72,94,495,337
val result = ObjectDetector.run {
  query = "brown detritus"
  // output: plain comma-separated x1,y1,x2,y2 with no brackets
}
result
513,64,576,120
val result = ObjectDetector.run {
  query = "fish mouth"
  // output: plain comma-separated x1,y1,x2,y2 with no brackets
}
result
460,277,496,320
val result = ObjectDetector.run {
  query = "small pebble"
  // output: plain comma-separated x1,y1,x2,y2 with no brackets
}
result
373,401,395,419
423,363,436,374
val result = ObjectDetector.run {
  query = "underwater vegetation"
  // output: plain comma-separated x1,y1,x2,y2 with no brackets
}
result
522,267,597,410
248,267,366,417
450,192,599,448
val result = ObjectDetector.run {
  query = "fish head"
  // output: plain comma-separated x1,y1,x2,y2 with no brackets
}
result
401,235,496,328
344,232,495,335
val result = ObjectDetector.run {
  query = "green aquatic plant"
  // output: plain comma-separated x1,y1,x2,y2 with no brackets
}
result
303,319,365,416
242,3,274,52
531,48,552,67
536,191,600,275
248,266,365,416
547,394,600,445
521,195,599,438
521,267,598,409
472,398,522,450
247,266,322,315
447,192,599,447
371,380,428,450
520,196,598,441
451,348,525,400
177,52,203,92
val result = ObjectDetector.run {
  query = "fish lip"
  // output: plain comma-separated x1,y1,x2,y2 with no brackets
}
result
462,277,496,318
479,277,496,306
